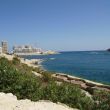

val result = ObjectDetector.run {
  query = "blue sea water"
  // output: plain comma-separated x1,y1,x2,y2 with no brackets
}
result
23,51,110,84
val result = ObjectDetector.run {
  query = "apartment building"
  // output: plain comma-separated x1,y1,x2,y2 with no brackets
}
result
13,45,42,54
1,41,8,54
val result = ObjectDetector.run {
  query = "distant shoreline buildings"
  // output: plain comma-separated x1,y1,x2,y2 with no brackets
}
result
0,41,57,55
13,45,43,55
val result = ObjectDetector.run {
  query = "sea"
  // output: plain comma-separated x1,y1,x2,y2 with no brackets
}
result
22,51,110,84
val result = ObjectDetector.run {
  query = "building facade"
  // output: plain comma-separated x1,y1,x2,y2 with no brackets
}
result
13,45,43,54
1,41,8,54
0,47,2,54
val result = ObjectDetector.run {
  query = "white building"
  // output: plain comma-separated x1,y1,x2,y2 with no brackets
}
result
0,47,2,54
13,45,43,55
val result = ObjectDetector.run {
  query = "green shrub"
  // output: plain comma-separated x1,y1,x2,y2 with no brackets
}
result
0,57,41,100
41,71,53,82
12,56,20,65
42,82,93,110
93,90,110,110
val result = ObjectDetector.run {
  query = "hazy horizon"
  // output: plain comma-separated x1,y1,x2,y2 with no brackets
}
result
0,0,110,51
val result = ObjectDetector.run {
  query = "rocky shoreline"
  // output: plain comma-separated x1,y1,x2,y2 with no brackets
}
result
52,73,110,93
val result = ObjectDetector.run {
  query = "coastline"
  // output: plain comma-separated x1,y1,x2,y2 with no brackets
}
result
37,57,110,92
52,73,110,91
1,54,110,92
13,51,59,56
14,53,45,56
38,58,108,85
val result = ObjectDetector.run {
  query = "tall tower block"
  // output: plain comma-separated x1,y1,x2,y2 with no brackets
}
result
1,41,8,54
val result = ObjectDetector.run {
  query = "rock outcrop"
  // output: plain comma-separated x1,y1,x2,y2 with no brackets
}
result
0,92,78,110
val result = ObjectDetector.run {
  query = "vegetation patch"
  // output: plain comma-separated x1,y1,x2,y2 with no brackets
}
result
0,57,110,110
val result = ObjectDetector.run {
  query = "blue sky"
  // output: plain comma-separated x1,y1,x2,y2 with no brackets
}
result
0,0,110,51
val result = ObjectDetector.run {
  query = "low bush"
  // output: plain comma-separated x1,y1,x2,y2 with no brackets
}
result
92,90,110,110
12,56,20,65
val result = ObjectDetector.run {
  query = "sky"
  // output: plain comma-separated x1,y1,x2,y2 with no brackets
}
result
0,0,110,51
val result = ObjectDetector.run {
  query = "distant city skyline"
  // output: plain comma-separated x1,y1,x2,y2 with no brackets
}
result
0,0,110,51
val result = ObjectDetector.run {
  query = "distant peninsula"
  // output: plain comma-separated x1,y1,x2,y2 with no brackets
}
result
107,48,110,52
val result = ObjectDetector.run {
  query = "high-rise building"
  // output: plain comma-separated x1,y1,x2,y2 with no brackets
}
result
1,41,8,54
0,47,2,54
